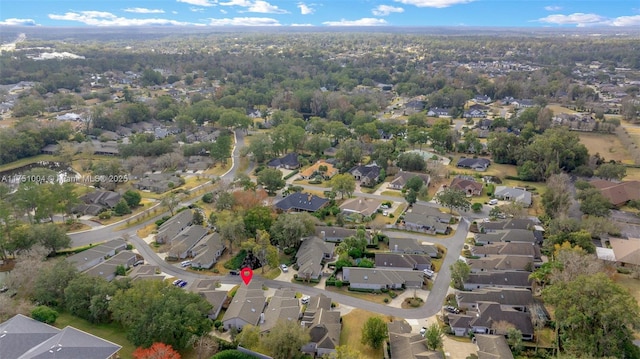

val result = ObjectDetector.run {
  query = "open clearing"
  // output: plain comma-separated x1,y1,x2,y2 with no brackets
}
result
340,309,388,358
578,133,633,164
547,104,578,115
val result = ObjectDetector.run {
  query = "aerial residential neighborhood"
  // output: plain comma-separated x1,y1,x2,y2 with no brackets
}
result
1,5,640,359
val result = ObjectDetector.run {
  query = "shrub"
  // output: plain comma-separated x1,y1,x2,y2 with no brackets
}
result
98,211,111,220
283,247,296,255
384,298,390,303
202,193,214,203
31,306,58,324
335,280,343,288
223,250,247,270
471,203,483,213
389,291,398,298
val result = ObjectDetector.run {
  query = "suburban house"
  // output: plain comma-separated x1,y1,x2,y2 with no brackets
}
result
295,237,335,281
190,279,229,320
66,238,127,272
267,152,300,170
479,218,542,233
589,179,640,207
0,314,121,359
467,255,534,273
375,252,432,271
387,320,443,359
494,186,532,207
129,265,164,281
259,288,300,333
449,177,483,197
339,198,382,218
301,294,342,357
457,157,491,171
474,229,539,245
155,210,194,244
389,237,439,258
609,237,640,268
91,140,120,156
474,95,492,104
349,163,382,187
403,213,450,235
456,287,534,312
411,204,453,223
74,190,122,216
472,242,542,263
342,267,424,290
300,160,338,180
166,225,209,260
475,334,514,359
190,233,226,269
84,250,138,282
275,192,329,213
512,99,535,108
314,226,372,244
463,108,486,118
388,171,431,190
133,173,185,193
448,302,534,340
427,107,451,118
464,271,533,290
222,281,267,331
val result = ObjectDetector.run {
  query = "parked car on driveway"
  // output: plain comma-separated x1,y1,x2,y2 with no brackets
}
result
301,295,310,304
280,264,289,272
423,269,434,278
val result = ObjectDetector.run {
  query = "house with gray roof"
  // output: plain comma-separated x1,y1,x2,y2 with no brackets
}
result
456,287,534,312
472,242,542,262
301,294,342,357
464,271,533,291
275,192,329,213
479,218,543,234
457,157,491,171
0,314,121,359
409,204,452,223
190,233,226,269
387,320,443,359
342,267,424,290
260,288,300,333
403,213,450,234
467,255,534,273
475,334,514,359
128,265,163,281
167,225,208,260
66,238,127,272
375,253,432,271
82,250,137,282
389,237,439,257
267,152,300,170
222,281,266,331
388,171,430,190
339,198,382,218
190,279,229,320
156,210,194,244
494,186,532,207
474,229,539,245
452,301,534,340
73,190,122,216
314,226,372,243
295,237,335,281
133,173,185,193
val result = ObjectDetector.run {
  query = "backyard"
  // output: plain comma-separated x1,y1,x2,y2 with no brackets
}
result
340,309,388,359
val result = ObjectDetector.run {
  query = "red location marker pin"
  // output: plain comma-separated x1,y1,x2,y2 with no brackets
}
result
240,267,253,285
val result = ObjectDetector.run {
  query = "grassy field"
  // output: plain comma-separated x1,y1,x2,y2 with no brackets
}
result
625,168,640,181
578,133,633,164
547,104,578,115
324,286,390,305
204,162,232,177
622,120,640,144
340,309,388,359
380,190,403,197
0,154,56,172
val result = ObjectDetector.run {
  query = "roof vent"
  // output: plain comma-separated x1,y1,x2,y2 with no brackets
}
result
364,276,368,280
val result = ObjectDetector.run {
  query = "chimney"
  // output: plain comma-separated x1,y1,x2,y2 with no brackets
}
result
307,194,312,202
394,244,398,252
321,231,326,240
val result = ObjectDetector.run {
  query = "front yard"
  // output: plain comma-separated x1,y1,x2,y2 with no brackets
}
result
340,309,388,359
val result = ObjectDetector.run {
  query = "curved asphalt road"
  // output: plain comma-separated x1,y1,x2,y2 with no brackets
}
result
70,129,474,319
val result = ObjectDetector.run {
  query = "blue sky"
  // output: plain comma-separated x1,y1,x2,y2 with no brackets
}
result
1,0,639,27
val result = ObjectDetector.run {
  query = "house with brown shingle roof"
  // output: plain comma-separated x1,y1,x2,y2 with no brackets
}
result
609,237,640,267
300,160,338,179
449,177,483,197
590,179,640,207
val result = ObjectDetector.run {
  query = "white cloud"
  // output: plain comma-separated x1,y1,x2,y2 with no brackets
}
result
48,11,199,26
177,0,215,7
537,13,607,26
323,18,388,26
219,0,288,14
290,23,314,26
208,17,281,26
220,9,228,14
611,15,640,26
0,18,38,26
394,0,473,8
124,8,165,14
372,5,404,16
544,5,562,11
298,3,314,15
190,7,205,12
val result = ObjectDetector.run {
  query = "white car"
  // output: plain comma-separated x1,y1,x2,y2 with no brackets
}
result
488,199,498,205
420,327,427,336
301,295,310,304
280,264,289,272
423,269,434,278
181,260,191,267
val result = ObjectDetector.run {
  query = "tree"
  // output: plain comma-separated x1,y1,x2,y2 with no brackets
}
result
257,168,285,196
33,259,78,308
243,206,273,237
450,260,470,290
404,176,424,193
435,188,471,214
123,190,142,208
424,323,443,350
202,193,214,203
31,306,58,324
404,189,418,205
545,230,596,254
331,173,356,199
396,152,426,171
161,193,181,216
262,320,310,359
543,273,640,358
506,328,523,355
192,210,204,226
577,188,611,217
217,212,246,255
241,230,278,274
110,280,213,350
32,223,71,255
114,199,132,216
133,342,181,359
595,162,627,181
215,191,236,211
270,213,316,249
246,133,273,163
236,324,261,350
361,317,387,349
64,274,115,323
335,140,363,169
542,173,572,218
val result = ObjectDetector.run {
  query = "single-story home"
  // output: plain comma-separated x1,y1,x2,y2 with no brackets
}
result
275,192,329,213
342,267,424,290
301,294,342,357
349,163,382,187
133,173,185,194
474,229,539,245
375,253,432,271
166,225,208,260
222,281,266,331
449,177,483,197
387,320,443,359
267,152,300,170
295,237,335,280
449,301,534,340
339,198,382,218
260,288,300,333
409,204,452,223
589,179,640,207
609,237,640,268
388,171,431,190
314,226,372,243
402,213,450,235
457,158,491,171
456,287,533,312
472,242,542,262
66,238,127,272
156,210,194,244
494,186,532,207
467,255,534,273
190,233,226,269
74,190,122,216
464,271,533,291
475,334,514,359
389,237,439,258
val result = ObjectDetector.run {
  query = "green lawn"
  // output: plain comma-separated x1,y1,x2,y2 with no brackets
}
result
340,309,386,359
55,312,136,359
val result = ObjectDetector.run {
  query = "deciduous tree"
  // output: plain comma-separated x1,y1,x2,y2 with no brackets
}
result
257,168,285,196
435,188,471,214
133,342,181,359
269,213,316,249
262,320,310,359
331,173,356,199
425,323,443,350
450,260,470,290
361,317,387,349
